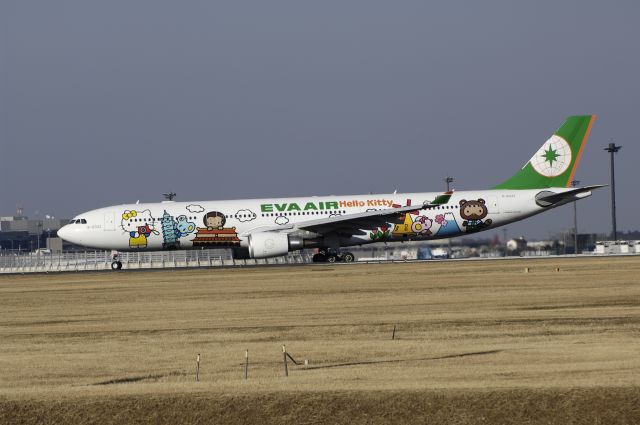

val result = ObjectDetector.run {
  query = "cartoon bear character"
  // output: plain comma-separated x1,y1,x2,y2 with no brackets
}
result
175,215,196,238
121,209,159,248
459,199,493,233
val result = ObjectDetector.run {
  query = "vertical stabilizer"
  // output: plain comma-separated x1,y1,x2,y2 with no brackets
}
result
494,115,596,189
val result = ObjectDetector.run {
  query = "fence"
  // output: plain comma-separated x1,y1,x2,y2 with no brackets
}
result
0,249,314,274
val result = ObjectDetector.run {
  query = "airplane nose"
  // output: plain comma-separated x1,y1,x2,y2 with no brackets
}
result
57,225,70,241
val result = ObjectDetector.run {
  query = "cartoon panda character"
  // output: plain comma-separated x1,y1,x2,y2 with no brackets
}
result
175,215,196,238
459,199,493,233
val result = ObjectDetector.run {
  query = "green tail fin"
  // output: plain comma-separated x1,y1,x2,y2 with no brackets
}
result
494,115,596,189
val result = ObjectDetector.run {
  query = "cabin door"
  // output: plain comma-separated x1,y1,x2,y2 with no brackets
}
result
486,196,500,214
104,212,116,231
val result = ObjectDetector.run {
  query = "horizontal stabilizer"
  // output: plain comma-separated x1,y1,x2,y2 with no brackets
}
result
535,185,606,207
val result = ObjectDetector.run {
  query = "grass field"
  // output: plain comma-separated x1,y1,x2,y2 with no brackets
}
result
1,257,639,424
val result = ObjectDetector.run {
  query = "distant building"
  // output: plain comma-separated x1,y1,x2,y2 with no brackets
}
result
0,216,70,252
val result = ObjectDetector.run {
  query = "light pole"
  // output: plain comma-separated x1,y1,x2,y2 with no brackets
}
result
604,142,621,241
444,177,454,192
163,192,177,201
570,180,580,254
444,177,454,258
37,222,43,250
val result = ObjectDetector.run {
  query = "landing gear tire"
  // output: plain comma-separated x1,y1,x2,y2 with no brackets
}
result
312,253,326,263
342,252,355,263
326,255,337,263
111,261,122,271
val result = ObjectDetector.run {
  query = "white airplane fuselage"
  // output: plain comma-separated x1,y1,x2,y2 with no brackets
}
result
58,188,579,253
57,116,600,262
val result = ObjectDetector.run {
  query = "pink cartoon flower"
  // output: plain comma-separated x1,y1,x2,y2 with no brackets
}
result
435,214,447,225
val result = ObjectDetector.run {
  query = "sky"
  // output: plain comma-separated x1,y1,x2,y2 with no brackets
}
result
1,1,638,240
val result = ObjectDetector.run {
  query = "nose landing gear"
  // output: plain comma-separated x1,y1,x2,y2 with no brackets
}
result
111,253,122,271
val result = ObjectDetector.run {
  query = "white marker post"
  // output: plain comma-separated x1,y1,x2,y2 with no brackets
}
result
196,353,200,382
244,349,249,380
282,345,288,377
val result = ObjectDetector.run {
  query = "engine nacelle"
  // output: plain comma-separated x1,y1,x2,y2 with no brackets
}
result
247,232,304,259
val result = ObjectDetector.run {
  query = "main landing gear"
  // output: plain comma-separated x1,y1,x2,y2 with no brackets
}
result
312,249,356,263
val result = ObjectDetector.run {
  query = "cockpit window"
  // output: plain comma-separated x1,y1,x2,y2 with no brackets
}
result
69,219,77,224
80,219,87,224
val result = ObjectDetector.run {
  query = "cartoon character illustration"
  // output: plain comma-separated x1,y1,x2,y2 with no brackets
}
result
411,216,433,236
392,214,432,237
121,209,159,249
459,199,493,233
192,211,241,247
204,211,226,230
175,215,196,237
434,212,462,236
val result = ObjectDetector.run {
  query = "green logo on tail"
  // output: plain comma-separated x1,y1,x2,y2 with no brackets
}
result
531,135,572,177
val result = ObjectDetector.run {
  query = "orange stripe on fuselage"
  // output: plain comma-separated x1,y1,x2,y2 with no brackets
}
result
566,114,596,187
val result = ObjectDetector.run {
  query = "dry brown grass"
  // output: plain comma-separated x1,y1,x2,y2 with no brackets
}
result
1,257,639,424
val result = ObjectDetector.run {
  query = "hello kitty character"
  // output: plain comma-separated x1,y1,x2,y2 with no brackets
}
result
121,209,159,249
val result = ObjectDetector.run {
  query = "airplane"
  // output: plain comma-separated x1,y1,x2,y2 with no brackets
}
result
57,115,603,270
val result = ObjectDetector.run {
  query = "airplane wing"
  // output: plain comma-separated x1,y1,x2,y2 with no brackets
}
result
242,192,453,237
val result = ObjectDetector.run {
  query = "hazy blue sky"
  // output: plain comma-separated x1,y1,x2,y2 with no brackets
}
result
1,1,638,239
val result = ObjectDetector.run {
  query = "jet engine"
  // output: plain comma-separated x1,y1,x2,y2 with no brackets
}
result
247,232,304,259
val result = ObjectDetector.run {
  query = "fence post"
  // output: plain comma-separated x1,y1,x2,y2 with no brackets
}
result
196,353,200,382
282,345,288,377
244,349,249,380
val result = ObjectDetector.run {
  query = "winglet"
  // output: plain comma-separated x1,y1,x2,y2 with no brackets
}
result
429,191,453,206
